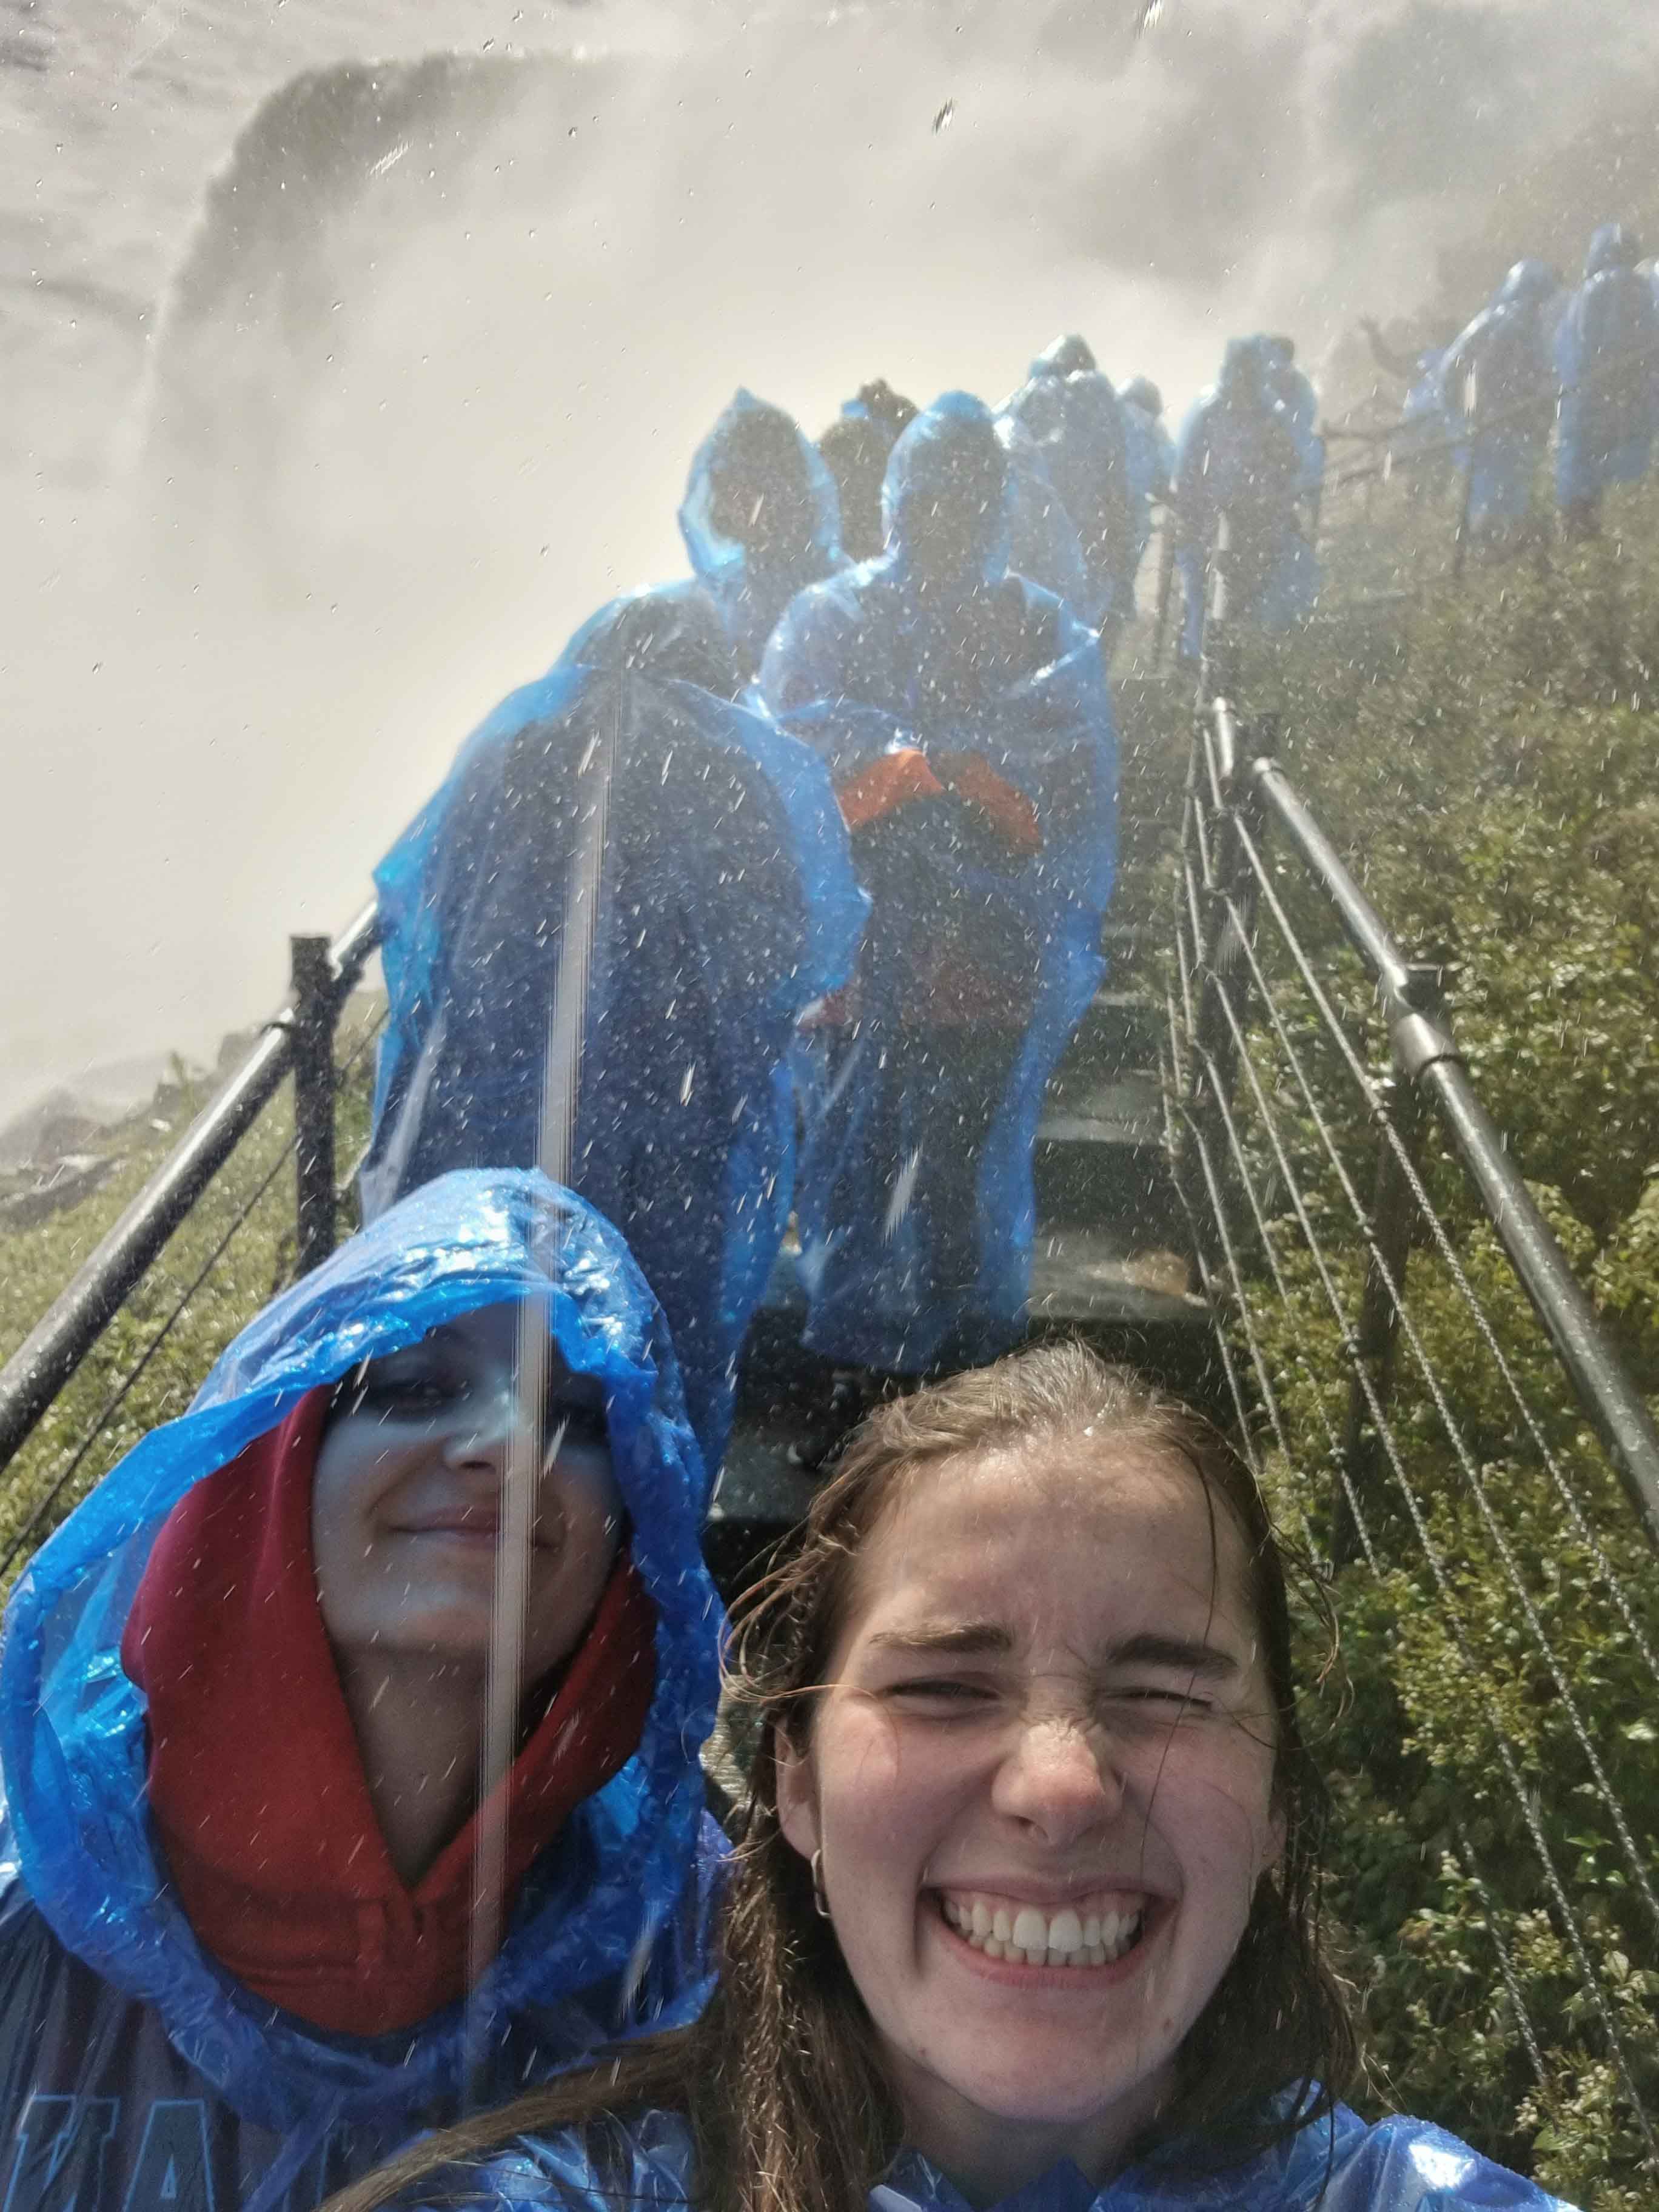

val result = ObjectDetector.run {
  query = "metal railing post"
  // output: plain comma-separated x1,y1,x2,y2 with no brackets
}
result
1192,700,1266,1113
1250,756,1659,1555
290,935,339,1276
1333,1068,1423,1566
0,903,381,1475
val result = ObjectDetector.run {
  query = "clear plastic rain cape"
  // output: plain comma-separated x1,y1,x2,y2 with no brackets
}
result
1553,223,1659,507
761,392,1116,1375
362,662,866,1467
387,2096,1578,2210
0,1171,725,2212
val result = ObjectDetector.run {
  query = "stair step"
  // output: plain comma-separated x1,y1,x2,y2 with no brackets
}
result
1028,1223,1202,1328
711,974,1207,1602
1041,1069,1162,1141
709,1233,1209,1601
1056,991,1165,1081
1034,1070,1184,1239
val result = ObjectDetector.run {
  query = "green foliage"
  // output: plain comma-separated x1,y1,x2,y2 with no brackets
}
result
0,1011,383,1597
1175,485,1659,2202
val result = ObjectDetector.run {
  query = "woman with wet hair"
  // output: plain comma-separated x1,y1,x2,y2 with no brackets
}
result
326,1340,1572,2212
0,1171,724,2212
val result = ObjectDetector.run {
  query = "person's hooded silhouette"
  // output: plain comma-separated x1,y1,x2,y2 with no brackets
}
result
1553,223,1659,532
760,393,1116,1393
817,381,919,561
558,390,847,692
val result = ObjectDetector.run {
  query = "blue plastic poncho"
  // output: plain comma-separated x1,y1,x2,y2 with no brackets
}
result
1258,338,1325,501
819,383,919,562
1173,339,1315,660
1553,223,1659,509
996,414,1093,615
394,2097,1580,2210
1390,346,1458,486
1118,378,1175,614
361,662,866,1470
0,1171,726,2212
1438,260,1561,533
760,392,1117,1376
562,390,846,692
1028,331,1098,383
1001,352,1133,627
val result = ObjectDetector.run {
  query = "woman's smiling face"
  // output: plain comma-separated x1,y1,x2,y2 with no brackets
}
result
310,1301,623,1680
775,1437,1284,2184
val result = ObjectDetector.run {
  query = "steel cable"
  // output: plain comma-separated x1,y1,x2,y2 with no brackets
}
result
1227,808,1659,1696
1182,1007,1658,2156
1202,935,1659,1940
0,1110,298,1581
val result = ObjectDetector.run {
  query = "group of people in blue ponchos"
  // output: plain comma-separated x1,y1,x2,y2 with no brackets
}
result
0,338,1587,2212
1363,222,1659,549
364,376,1126,1471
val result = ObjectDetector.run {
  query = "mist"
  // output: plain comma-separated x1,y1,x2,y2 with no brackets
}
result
5,0,1657,1125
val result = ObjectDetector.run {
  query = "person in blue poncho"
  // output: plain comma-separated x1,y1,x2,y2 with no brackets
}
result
324,1343,1577,2212
1173,338,1314,662
759,392,1116,1458
0,1171,726,2212
1553,223,1659,537
1258,335,1325,504
818,381,920,561
1396,343,1460,494
558,390,846,693
1116,377,1174,615
359,646,865,1474
1438,259,1561,552
1360,319,1461,498
1000,335,1134,636
995,411,1094,617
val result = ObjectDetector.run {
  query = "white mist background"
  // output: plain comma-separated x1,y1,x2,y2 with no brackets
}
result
4,0,1656,1123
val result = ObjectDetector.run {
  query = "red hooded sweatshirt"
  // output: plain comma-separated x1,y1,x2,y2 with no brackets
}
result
120,1389,655,2037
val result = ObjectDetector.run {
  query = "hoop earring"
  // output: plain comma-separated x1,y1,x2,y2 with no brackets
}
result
810,1848,832,1920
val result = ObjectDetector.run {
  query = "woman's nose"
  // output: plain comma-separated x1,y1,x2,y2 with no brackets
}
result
438,1381,521,1472
990,1715,1125,1845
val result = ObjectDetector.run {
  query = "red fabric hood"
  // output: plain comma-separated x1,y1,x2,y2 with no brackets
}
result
120,1389,655,2037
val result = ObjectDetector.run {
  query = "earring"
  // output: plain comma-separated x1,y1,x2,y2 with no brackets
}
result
810,1848,832,1920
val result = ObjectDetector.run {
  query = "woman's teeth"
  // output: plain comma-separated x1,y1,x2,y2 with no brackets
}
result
939,1892,1145,1966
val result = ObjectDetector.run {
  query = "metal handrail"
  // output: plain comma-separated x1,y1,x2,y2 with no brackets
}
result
0,902,381,1475
1231,734,1659,1553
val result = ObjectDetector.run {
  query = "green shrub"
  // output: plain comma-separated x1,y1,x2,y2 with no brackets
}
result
1171,478,1659,2203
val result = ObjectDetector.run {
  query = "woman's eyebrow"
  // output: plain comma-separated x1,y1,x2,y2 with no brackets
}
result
866,1620,1014,1657
1105,1632,1241,1681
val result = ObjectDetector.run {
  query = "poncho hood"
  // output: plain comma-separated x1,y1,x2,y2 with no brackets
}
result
1586,223,1641,278
1498,257,1559,308
677,388,845,666
881,392,1013,590
0,1170,723,2136
1030,332,1096,379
